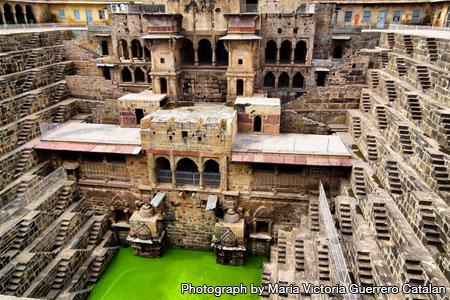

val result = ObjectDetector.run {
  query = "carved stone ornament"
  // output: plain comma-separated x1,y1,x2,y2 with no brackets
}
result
136,223,152,240
220,229,237,247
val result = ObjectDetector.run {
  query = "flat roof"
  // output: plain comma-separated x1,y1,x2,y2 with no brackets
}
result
41,123,141,145
145,103,235,125
232,133,351,157
140,34,184,39
234,97,280,107
363,28,450,41
118,91,167,102
219,34,262,40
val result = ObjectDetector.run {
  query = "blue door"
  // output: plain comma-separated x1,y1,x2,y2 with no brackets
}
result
376,11,386,28
86,10,93,25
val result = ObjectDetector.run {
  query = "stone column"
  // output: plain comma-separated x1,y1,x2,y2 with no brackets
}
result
13,12,17,24
212,45,217,67
275,74,279,88
140,40,146,61
198,158,204,190
194,47,199,66
221,156,227,191
118,40,123,59
289,76,293,88
170,155,176,187
276,47,280,64
128,45,132,61
0,11,5,25
290,47,295,64
131,69,135,83
148,153,155,188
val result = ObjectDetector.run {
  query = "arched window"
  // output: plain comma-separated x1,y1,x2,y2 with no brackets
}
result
160,78,167,93
264,72,275,87
144,46,151,60
265,40,277,63
294,41,307,63
333,45,343,58
292,72,304,88
131,39,142,58
15,5,25,24
204,159,220,187
155,157,171,183
4,4,15,24
118,39,129,59
253,115,262,132
135,68,145,83
25,5,35,23
280,40,292,63
121,67,132,82
216,40,228,65
236,79,244,96
176,158,200,185
278,72,289,88
180,39,194,65
198,39,212,65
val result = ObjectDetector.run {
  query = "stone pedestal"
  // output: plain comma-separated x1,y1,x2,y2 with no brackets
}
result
127,206,165,258
212,213,246,266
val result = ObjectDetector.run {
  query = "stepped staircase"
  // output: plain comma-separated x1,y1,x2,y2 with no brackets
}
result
78,45,101,59
17,120,34,146
27,33,39,49
398,124,414,155
370,71,379,89
294,238,305,272
351,116,361,138
403,259,425,285
381,52,388,67
416,66,431,90
430,153,450,191
25,52,38,70
261,266,271,298
406,94,422,120
352,167,366,196
5,263,27,295
88,220,102,246
356,251,374,286
385,80,397,102
51,259,69,290
361,93,371,113
367,136,378,160
403,35,413,54
372,203,390,240
53,187,72,215
88,256,104,284
277,234,287,264
52,105,66,123
55,46,64,63
13,149,33,179
20,96,33,118
11,220,32,251
317,243,330,282
376,106,388,129
386,160,402,194
54,64,65,82
426,38,438,62
53,82,67,103
417,199,441,246
309,202,320,232
56,32,64,46
338,203,352,235
22,70,37,93
387,33,395,49
396,57,406,76
54,221,70,248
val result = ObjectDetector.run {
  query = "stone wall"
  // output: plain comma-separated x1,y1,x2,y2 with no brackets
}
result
181,72,228,102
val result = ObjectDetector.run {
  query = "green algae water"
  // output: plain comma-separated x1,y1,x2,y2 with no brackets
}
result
88,247,268,300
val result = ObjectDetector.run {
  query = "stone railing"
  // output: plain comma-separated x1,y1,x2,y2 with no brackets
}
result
156,169,172,184
204,172,220,187
251,172,304,191
79,162,129,182
175,171,200,186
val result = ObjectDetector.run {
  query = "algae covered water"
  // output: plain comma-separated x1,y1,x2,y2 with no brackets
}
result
88,247,268,300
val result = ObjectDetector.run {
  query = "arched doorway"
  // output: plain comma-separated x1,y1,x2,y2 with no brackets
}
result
25,5,35,23
131,39,142,58
216,40,228,65
144,47,151,60
15,5,25,24
264,72,275,87
121,67,132,82
292,72,304,88
155,157,171,183
118,40,129,59
135,68,145,83
236,79,244,96
204,159,220,187
265,40,277,63
333,45,343,58
279,40,292,63
278,72,289,88
4,4,15,24
253,115,262,132
198,39,212,65
101,41,109,56
180,39,195,65
160,78,167,93
294,41,307,63
176,158,200,186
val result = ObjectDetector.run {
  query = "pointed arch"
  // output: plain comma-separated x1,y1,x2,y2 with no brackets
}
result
264,72,275,87
292,72,304,88
294,41,307,63
265,40,277,63
121,67,132,82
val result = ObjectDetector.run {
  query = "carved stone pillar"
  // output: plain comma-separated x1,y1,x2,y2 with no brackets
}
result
194,47,199,66
276,47,280,64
